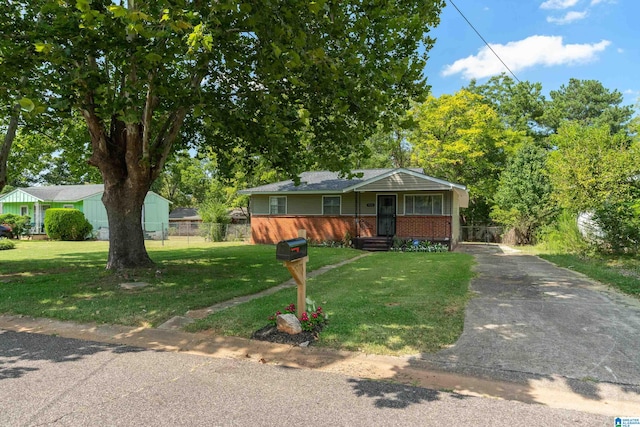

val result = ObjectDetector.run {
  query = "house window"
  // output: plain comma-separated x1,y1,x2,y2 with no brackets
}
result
322,196,341,215
63,204,74,209
269,196,287,214
20,205,28,216
405,194,443,215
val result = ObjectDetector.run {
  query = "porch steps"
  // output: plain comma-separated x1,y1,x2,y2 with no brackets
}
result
358,237,392,252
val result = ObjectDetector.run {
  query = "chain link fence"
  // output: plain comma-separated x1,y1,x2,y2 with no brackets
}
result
168,221,250,242
93,221,251,242
461,226,503,243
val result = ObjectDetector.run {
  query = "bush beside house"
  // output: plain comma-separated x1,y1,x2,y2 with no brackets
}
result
44,209,93,241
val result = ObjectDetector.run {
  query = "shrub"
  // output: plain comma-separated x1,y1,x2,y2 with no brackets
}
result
198,200,231,242
593,200,640,254
0,239,15,250
0,213,31,238
538,211,590,254
44,208,93,241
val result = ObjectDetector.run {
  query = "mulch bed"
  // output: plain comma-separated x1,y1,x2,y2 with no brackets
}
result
251,323,325,346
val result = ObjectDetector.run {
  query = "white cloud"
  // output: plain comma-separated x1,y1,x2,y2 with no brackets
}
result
540,0,579,10
442,35,611,80
547,10,588,24
590,0,616,5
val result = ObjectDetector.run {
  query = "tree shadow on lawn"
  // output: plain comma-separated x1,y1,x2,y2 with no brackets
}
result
0,330,145,381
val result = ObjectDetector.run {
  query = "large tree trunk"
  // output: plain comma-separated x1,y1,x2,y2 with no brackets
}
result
84,114,156,269
83,103,187,269
102,180,154,269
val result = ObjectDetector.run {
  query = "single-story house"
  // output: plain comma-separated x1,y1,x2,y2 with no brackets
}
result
239,168,469,249
0,184,170,239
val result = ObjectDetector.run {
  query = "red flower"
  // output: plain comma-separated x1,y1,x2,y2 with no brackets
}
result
312,312,318,319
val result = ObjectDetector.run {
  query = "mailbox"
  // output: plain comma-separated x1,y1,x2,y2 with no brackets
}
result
276,238,308,261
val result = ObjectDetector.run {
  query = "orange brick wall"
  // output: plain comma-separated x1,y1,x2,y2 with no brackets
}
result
396,216,451,240
251,215,452,244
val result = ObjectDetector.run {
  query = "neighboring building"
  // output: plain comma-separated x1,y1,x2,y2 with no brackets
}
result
0,184,170,239
168,207,202,236
239,168,469,249
169,207,202,223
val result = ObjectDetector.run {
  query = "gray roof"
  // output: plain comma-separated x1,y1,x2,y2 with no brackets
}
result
169,207,201,220
239,168,466,194
21,184,104,202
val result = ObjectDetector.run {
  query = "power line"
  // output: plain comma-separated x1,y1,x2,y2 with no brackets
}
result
448,0,521,83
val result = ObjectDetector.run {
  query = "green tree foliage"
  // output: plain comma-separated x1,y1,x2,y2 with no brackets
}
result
547,122,640,252
358,119,413,169
542,78,634,134
408,90,524,223
4,0,444,268
152,151,215,207
44,208,93,241
466,73,546,137
0,213,32,238
547,123,637,213
7,116,101,187
0,3,57,192
491,142,555,244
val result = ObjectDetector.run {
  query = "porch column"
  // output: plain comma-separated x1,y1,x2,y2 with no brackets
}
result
34,202,40,234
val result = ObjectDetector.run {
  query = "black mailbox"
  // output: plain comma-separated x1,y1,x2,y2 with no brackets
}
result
276,238,308,261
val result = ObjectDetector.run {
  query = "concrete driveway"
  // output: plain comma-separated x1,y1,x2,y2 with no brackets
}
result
422,243,640,392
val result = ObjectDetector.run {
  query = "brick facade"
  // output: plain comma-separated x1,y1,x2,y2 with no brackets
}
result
396,216,451,240
251,215,452,244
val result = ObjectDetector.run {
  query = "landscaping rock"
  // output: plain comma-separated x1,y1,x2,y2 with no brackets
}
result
276,313,302,335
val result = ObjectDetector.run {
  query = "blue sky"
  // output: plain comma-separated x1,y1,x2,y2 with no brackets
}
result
425,0,638,109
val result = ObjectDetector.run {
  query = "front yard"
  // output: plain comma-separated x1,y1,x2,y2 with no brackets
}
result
0,240,474,355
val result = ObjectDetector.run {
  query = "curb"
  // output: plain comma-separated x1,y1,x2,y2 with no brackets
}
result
1,314,638,417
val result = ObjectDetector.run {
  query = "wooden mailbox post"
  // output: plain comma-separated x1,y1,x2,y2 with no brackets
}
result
277,230,308,318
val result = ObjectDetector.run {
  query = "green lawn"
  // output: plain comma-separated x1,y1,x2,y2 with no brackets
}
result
188,251,475,356
1,240,475,356
0,239,360,326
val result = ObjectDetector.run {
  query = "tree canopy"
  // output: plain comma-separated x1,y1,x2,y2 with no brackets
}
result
1,0,445,268
542,78,634,134
408,90,525,223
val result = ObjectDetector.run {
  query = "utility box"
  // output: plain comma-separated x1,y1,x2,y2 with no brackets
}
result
276,238,308,261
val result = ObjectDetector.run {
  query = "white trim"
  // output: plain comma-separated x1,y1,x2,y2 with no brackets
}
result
404,193,444,215
269,196,287,215
322,195,342,215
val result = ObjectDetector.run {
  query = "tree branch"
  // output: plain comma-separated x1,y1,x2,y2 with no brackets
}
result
0,104,20,191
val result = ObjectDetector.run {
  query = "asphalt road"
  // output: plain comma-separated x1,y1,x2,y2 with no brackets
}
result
0,330,611,426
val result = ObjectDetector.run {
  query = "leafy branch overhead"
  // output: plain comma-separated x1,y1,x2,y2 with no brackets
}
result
2,0,445,268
